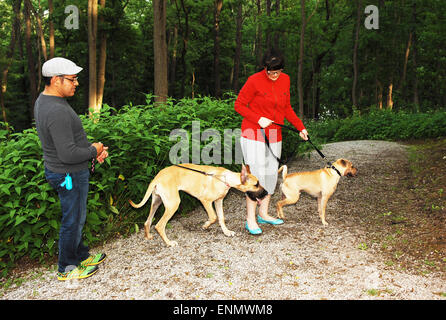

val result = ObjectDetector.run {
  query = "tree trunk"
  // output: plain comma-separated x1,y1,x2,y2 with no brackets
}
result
255,0,262,70
232,0,243,93
297,0,319,118
179,0,189,97
153,0,168,104
24,0,38,122
48,0,55,58
387,83,393,109
352,0,361,108
411,2,419,108
0,0,22,128
274,0,281,48
169,0,178,97
412,32,419,108
297,0,306,118
400,32,412,89
96,0,107,110
32,4,47,61
213,0,223,98
88,0,98,117
376,79,383,109
265,0,272,51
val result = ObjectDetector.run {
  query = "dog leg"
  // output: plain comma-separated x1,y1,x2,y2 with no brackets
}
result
155,192,181,247
144,193,162,240
276,191,300,219
201,200,217,230
214,198,235,237
318,194,330,226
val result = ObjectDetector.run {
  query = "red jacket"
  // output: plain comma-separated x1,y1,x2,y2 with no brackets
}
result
234,70,305,143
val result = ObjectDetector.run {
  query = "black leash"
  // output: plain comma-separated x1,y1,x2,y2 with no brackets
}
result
261,122,342,177
173,164,230,187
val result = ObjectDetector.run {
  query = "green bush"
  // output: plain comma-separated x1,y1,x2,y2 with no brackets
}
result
0,95,246,277
1,99,445,278
309,109,446,142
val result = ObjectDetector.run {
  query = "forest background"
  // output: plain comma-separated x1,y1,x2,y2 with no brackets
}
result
0,0,445,277
1,0,445,131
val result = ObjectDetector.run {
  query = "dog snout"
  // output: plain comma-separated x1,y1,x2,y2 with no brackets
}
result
347,167,358,177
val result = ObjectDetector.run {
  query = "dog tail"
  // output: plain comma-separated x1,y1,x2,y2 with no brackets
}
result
278,165,288,179
129,181,155,208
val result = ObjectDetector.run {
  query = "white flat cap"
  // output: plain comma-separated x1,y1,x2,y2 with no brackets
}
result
42,57,83,77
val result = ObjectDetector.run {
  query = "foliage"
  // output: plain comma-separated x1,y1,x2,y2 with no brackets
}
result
1,1,446,131
310,109,446,143
0,95,242,277
1,95,445,277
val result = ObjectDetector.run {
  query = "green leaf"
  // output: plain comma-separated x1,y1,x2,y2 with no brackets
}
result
14,216,27,226
110,205,119,214
49,219,58,229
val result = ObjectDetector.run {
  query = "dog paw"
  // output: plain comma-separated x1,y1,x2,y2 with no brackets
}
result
224,230,236,237
144,233,154,240
202,221,212,229
167,241,178,247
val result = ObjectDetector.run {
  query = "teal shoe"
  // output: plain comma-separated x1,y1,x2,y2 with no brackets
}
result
257,216,284,225
245,222,262,235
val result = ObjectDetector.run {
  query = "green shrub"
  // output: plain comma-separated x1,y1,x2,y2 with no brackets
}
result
0,95,245,277
1,99,444,278
309,109,446,142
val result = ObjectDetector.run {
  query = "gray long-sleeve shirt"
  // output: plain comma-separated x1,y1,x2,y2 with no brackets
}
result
34,93,97,173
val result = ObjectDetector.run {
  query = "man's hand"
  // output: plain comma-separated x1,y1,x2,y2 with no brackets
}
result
92,142,104,155
258,117,273,128
96,146,109,164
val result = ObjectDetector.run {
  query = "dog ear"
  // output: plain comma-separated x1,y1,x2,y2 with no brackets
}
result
241,164,248,184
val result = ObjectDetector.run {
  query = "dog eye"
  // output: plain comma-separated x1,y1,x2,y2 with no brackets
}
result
255,181,259,187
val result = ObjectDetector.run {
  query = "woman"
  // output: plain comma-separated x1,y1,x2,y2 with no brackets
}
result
234,49,308,235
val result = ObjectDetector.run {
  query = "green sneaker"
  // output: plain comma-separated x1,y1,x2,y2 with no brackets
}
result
80,253,106,267
57,265,98,281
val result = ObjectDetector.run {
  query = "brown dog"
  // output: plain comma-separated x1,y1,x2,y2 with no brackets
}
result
129,164,267,247
276,159,357,225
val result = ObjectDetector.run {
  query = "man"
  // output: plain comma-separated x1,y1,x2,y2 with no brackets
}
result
34,57,108,280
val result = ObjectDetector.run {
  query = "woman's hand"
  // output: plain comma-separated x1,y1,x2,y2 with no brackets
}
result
299,129,309,141
258,117,273,128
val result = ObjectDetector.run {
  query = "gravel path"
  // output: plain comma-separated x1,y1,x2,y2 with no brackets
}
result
2,140,445,300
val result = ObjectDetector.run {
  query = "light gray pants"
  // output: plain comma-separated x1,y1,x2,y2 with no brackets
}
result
240,137,282,194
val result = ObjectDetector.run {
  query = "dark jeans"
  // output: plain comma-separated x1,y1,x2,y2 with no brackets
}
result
45,167,90,273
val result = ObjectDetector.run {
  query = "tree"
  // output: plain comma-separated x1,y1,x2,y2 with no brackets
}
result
97,0,107,110
88,0,107,119
232,0,243,93
352,0,361,108
24,0,37,121
48,0,54,59
297,0,319,118
213,0,223,97
153,0,168,104
0,0,22,128
88,0,98,117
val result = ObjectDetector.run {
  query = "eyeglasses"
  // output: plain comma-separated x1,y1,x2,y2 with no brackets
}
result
59,76,79,84
267,69,282,76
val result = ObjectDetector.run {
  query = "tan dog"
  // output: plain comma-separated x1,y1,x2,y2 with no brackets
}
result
129,164,267,247
276,159,357,225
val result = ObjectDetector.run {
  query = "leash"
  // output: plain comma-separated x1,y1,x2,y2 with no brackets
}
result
261,122,342,177
173,164,230,188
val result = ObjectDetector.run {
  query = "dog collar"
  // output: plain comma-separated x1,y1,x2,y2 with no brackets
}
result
329,165,342,177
